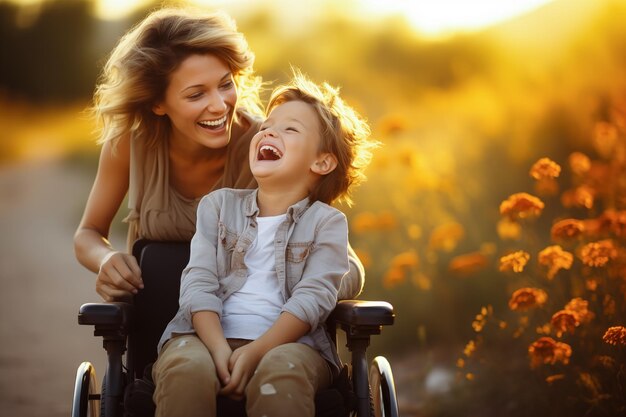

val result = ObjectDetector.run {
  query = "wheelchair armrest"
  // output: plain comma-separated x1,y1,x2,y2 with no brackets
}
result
330,300,394,328
78,302,134,331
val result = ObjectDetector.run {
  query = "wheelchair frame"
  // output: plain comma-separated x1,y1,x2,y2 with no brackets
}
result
72,239,398,417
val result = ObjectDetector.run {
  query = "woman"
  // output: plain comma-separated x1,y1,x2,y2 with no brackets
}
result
74,7,364,302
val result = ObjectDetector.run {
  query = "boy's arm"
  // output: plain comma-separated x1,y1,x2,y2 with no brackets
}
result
181,192,232,385
282,209,350,330
178,194,223,318
340,243,365,299
193,311,232,386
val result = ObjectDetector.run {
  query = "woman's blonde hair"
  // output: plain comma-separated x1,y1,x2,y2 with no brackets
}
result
267,69,379,206
93,7,263,147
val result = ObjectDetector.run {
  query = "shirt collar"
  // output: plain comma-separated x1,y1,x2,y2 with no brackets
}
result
244,188,311,223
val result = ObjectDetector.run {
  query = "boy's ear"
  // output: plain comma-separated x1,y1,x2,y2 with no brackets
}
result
152,102,166,116
311,153,338,175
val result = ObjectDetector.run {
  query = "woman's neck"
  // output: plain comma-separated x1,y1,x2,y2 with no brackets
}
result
168,133,226,163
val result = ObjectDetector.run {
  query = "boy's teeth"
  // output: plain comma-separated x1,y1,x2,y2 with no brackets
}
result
259,145,282,160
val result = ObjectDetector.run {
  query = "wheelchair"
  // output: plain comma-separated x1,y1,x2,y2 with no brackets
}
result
72,239,398,417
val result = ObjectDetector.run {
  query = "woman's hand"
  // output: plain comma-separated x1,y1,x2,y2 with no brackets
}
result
219,342,265,400
96,251,143,301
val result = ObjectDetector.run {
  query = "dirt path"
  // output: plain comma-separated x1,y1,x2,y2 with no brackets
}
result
0,160,121,417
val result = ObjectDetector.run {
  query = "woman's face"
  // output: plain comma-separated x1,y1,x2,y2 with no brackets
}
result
153,54,238,150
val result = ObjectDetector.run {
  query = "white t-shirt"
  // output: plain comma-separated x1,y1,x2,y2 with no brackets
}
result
221,214,286,340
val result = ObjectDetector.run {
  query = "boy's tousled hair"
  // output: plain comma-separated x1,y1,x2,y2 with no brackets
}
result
266,69,378,206
92,7,263,148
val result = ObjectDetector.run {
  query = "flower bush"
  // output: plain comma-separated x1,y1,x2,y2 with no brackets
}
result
457,110,626,416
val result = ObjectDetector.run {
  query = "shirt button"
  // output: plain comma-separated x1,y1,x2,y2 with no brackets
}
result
237,247,243,253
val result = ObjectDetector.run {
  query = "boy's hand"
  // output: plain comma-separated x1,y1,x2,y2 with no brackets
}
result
211,344,233,387
219,342,265,400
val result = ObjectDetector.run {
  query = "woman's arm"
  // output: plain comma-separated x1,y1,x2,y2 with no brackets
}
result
73,136,143,301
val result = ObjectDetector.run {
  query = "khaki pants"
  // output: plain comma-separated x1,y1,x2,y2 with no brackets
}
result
152,335,332,417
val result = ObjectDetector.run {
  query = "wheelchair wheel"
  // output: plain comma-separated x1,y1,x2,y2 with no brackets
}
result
369,356,399,417
71,362,100,417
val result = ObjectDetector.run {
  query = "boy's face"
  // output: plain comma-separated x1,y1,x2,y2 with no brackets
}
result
249,100,326,188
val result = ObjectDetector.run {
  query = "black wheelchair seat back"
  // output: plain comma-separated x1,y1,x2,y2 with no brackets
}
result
128,239,189,380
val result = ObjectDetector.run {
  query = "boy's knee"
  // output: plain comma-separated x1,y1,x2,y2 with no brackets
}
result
153,338,219,389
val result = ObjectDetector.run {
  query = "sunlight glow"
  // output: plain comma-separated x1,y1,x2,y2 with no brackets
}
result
359,0,556,35
94,0,152,20
6,0,555,32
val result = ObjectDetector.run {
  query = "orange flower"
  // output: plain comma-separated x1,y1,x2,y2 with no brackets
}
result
412,272,432,291
528,337,572,368
580,239,617,267
602,326,626,346
564,298,594,324
429,222,465,252
351,211,378,234
530,157,561,180
562,186,595,209
546,374,565,384
593,121,619,158
551,310,579,336
351,211,397,233
377,210,398,230
448,252,489,277
376,114,408,137
464,340,477,357
497,218,522,240
603,295,616,316
499,250,530,273
585,278,599,291
574,186,595,209
509,288,548,311
500,193,545,220
382,267,405,289
472,305,492,332
390,250,419,269
599,209,626,238
550,219,585,241
569,152,591,176
538,245,574,279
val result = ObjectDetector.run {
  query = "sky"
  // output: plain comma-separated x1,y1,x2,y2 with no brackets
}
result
7,0,556,36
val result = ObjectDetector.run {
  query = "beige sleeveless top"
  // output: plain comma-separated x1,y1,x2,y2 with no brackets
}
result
124,110,261,250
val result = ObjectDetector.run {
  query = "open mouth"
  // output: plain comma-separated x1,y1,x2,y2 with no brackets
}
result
257,144,283,161
198,115,228,131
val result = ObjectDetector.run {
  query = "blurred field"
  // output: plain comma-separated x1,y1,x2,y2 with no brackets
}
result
1,0,626,415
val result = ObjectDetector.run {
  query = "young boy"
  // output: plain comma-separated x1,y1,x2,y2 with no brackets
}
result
152,71,377,417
